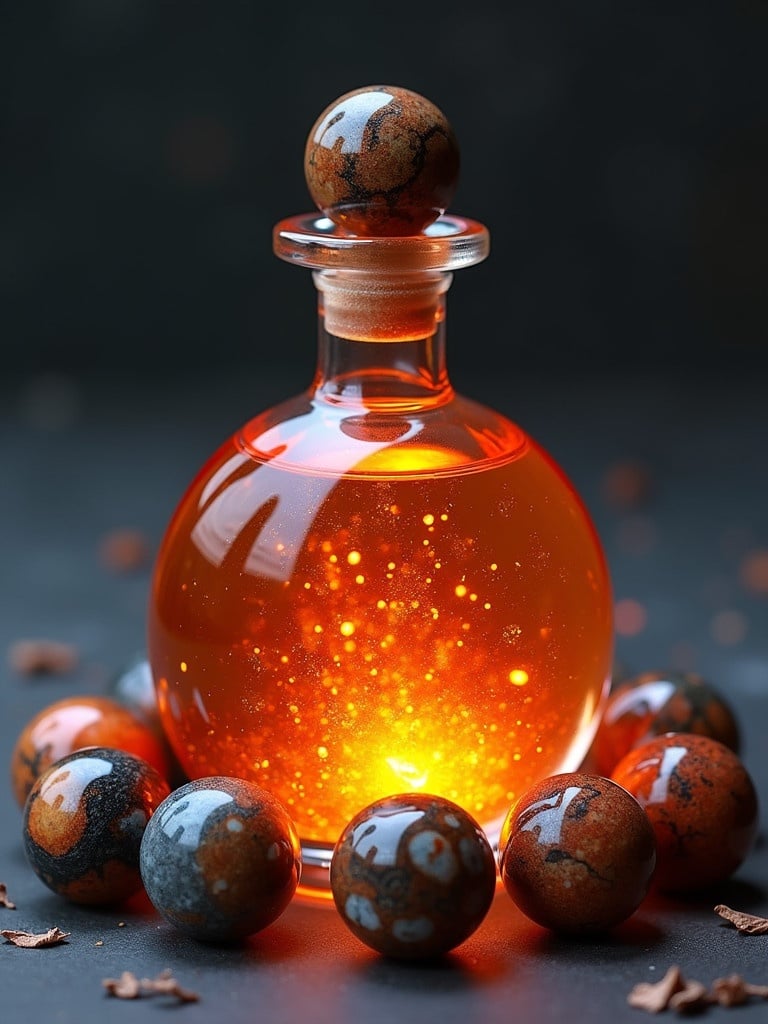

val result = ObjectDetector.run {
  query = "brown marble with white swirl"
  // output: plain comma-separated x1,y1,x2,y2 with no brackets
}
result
330,792,496,959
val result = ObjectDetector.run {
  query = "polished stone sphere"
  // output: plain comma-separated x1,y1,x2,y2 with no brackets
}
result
592,669,740,776
11,693,170,808
499,772,656,934
304,85,460,236
612,733,758,893
330,792,496,959
23,746,170,905
140,776,301,942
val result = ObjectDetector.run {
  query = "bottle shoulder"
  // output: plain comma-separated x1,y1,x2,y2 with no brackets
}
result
233,390,530,479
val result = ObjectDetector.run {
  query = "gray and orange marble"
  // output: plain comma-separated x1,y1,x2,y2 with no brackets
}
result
139,776,301,942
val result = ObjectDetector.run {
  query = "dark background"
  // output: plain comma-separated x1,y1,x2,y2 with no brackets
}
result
3,0,768,382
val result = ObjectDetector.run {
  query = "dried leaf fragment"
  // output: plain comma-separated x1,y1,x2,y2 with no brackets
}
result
629,966,768,1014
103,968,198,1003
1,927,70,948
714,904,768,935
0,883,16,909
140,969,199,1003
710,975,754,1007
628,965,686,1012
668,978,709,1013
8,638,78,675
103,972,141,999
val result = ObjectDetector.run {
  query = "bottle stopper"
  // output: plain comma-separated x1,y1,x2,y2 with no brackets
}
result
304,85,460,237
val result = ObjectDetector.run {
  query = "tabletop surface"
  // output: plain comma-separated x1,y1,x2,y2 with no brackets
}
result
1,361,767,1023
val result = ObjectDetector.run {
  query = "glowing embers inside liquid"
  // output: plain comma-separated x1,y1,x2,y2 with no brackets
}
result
149,435,612,852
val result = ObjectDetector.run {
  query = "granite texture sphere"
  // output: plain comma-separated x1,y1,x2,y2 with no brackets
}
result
304,85,460,236
330,793,497,960
139,777,301,942
23,746,170,905
593,669,740,776
498,772,657,934
611,733,758,893
10,693,170,808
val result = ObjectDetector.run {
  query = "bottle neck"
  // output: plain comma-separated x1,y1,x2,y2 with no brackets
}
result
311,269,454,411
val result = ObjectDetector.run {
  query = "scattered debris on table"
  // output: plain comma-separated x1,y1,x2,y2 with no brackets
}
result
628,965,768,1014
0,883,16,909
715,904,768,935
1,927,70,948
103,968,199,1003
7,639,78,676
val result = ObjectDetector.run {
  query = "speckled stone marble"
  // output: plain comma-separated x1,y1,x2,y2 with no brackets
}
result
11,693,170,808
612,732,759,894
330,793,497,960
139,776,301,942
592,669,741,776
498,772,657,934
23,746,170,905
304,85,460,236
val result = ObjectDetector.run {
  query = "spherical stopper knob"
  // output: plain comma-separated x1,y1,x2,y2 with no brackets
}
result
304,85,460,236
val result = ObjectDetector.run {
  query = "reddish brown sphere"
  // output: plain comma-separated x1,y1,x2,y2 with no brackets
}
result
304,85,460,236
593,669,741,776
612,733,759,894
10,694,170,809
330,793,497,959
498,772,657,934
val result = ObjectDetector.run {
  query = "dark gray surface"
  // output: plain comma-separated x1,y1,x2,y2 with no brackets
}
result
1,363,767,1023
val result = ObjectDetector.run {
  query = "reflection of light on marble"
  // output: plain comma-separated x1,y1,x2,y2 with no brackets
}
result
30,705,101,765
518,787,582,845
39,755,112,813
605,680,675,726
158,789,233,846
313,91,393,153
647,746,687,805
351,808,424,865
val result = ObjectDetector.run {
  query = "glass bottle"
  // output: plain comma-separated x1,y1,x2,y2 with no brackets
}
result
147,86,613,896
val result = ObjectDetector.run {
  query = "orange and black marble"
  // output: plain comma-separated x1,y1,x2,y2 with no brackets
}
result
612,732,759,894
592,669,741,776
11,694,170,808
330,793,497,960
498,772,657,934
22,746,170,905
304,85,460,236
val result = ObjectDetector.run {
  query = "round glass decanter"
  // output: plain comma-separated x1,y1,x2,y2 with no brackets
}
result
147,86,613,896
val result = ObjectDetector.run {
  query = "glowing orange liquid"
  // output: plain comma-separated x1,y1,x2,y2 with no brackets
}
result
148,393,613,856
